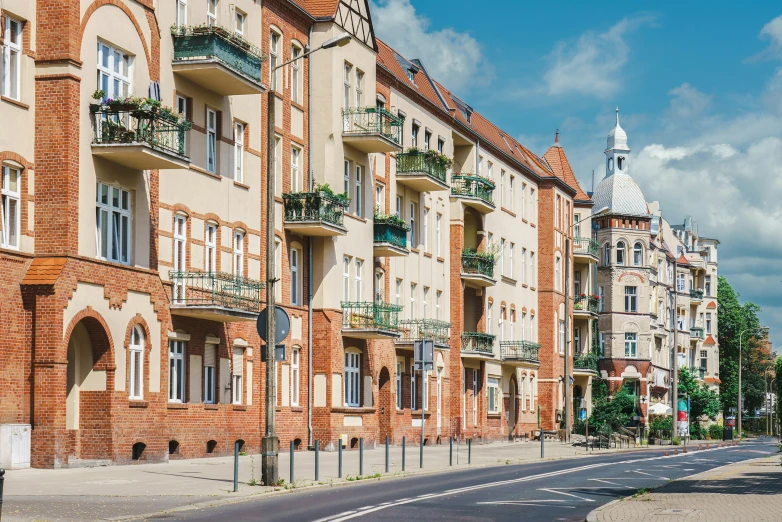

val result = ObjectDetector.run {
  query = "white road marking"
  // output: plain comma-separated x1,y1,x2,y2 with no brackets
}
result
478,499,571,503
321,444,768,521
478,501,575,508
590,479,635,489
631,470,670,480
539,488,596,502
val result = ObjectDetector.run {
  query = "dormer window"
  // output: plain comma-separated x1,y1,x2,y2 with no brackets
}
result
407,69,415,82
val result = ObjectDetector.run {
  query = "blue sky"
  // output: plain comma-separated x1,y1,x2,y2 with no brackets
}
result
371,0,782,344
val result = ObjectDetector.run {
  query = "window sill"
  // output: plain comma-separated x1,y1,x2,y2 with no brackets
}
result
530,286,537,291
487,413,502,418
167,402,189,410
290,406,303,412
501,207,516,217
189,165,221,180
291,100,306,112
2,96,29,110
204,403,219,410
522,284,529,288
231,404,247,411
423,252,433,259
522,218,529,224
410,248,420,254
233,180,250,190
530,223,536,228
331,407,376,414
437,257,445,263
344,213,367,224
129,400,148,408
501,276,517,285
410,410,432,417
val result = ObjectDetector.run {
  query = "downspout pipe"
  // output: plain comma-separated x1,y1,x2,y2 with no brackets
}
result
307,22,314,449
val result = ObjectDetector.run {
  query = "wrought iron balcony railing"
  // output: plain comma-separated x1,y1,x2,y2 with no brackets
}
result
171,25,265,84
573,236,599,257
451,174,495,206
574,352,599,372
461,332,495,354
283,191,347,227
690,327,704,339
342,107,402,145
90,104,191,158
500,341,540,362
574,295,600,314
396,151,449,185
397,319,451,345
461,251,496,279
373,214,409,250
690,289,704,301
341,301,402,332
169,271,264,312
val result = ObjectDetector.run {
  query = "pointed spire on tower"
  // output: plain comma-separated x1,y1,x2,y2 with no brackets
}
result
616,107,619,125
555,129,559,143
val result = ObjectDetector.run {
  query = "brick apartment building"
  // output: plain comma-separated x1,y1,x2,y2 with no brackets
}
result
0,0,613,469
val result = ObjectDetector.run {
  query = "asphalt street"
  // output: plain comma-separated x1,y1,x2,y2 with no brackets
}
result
161,442,778,522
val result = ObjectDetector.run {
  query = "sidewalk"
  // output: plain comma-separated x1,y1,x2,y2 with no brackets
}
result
2,438,654,521
588,454,782,522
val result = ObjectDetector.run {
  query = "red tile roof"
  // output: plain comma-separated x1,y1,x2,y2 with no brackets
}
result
704,335,716,345
677,254,691,266
543,135,592,202
706,301,717,309
289,0,340,17
704,377,721,384
21,257,67,285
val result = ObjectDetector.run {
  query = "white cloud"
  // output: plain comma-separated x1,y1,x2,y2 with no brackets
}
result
666,83,711,123
370,0,492,93
541,16,655,98
749,14,782,61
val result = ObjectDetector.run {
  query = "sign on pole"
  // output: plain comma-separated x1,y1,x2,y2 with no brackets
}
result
414,339,434,371
256,307,291,344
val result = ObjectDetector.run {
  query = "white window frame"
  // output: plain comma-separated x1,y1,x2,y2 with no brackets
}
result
207,0,217,26
395,278,402,307
559,319,565,354
343,256,351,302
343,62,352,109
173,214,187,302
234,122,245,182
436,213,442,257
488,377,500,414
409,283,416,320
168,340,186,403
96,182,132,265
625,333,638,357
411,124,419,147
345,350,360,407
205,222,217,273
625,286,637,313
232,347,243,404
3,16,23,100
509,242,515,279
233,230,244,277
436,290,442,320
291,348,300,406
411,362,417,409
355,259,363,301
634,242,643,266
270,31,281,91
409,202,417,246
355,165,363,217
234,10,245,36
423,208,429,253
555,256,561,291
129,326,144,399
355,69,364,107
343,159,351,203
396,360,403,410
500,170,505,207
176,0,187,27
97,41,131,102
616,241,626,266
521,182,526,218
472,369,478,425
291,146,301,192
487,301,493,335
509,174,515,211
204,344,216,404
530,252,535,286
274,136,282,195
1,165,21,249
599,286,605,312
206,108,217,173
599,332,605,356
290,247,301,306
291,44,302,103
500,238,505,276
706,313,712,334
423,286,429,319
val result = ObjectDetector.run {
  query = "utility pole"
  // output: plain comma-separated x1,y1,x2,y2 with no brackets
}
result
262,86,279,487
671,258,678,439
564,234,571,443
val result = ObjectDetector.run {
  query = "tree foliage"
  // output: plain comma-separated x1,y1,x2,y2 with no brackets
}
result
586,379,636,431
717,276,768,415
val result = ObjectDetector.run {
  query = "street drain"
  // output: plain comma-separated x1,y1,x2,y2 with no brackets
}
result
655,509,696,515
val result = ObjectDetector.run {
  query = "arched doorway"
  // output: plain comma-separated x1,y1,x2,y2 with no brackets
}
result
378,367,392,440
508,374,518,440
65,317,114,461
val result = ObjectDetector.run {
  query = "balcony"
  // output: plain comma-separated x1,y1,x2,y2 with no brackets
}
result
169,271,264,322
460,332,495,359
451,174,495,213
573,295,599,315
690,327,704,339
499,341,540,366
460,250,496,288
90,104,191,169
341,301,402,339
171,25,265,95
573,353,599,374
690,289,704,302
573,237,599,259
397,319,451,348
282,192,348,236
373,213,410,257
342,108,402,153
395,150,450,193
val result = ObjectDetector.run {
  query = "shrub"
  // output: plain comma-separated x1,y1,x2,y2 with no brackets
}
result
709,424,723,440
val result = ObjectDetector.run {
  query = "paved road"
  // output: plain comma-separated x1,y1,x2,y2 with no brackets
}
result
161,442,777,522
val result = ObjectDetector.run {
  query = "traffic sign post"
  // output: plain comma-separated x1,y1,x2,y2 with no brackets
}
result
414,340,434,468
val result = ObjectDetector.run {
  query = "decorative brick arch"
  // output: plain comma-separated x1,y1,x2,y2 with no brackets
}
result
63,307,116,372
617,271,646,284
0,151,34,170
79,0,152,76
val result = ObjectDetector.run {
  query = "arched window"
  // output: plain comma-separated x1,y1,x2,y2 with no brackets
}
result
529,374,536,411
520,375,527,412
603,243,610,266
290,243,302,306
291,346,301,406
344,348,361,407
129,326,144,399
616,241,626,266
633,242,643,267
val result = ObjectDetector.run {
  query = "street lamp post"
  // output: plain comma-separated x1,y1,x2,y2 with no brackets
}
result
563,206,608,442
261,32,351,487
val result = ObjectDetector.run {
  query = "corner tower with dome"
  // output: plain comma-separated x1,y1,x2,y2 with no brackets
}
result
592,109,657,423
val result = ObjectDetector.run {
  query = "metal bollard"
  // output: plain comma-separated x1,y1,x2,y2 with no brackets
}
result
420,433,424,469
338,439,343,478
290,441,295,484
315,440,320,482
359,438,364,476
449,436,453,466
468,438,472,464
540,430,544,458
233,441,239,492
385,436,389,473
402,436,406,472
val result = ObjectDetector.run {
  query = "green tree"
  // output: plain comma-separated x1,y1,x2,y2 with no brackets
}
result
775,357,782,435
717,276,765,415
678,367,720,438
587,379,635,431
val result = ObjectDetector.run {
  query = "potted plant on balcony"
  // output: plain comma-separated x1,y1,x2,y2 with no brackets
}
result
575,293,586,310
